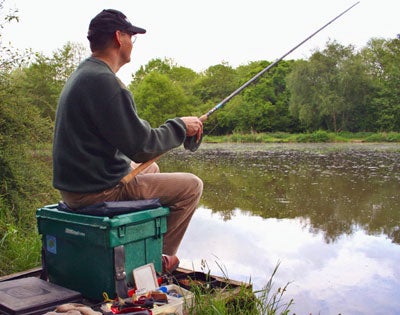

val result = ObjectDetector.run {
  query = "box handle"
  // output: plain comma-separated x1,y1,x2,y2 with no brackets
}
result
114,245,128,298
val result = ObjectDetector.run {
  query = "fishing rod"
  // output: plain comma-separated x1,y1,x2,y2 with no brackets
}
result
184,1,360,152
125,2,360,179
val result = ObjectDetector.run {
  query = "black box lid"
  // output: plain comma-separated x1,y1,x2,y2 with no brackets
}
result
0,277,82,315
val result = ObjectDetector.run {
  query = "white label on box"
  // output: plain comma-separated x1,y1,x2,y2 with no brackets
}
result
64,228,85,237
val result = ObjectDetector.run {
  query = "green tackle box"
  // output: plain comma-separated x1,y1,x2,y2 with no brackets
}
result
36,204,169,301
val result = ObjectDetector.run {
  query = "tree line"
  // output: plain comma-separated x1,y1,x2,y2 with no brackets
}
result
2,33,399,141
2,32,399,144
131,37,399,135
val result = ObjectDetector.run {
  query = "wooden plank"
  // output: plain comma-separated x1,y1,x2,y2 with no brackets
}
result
174,266,251,289
1,266,250,289
0,267,42,282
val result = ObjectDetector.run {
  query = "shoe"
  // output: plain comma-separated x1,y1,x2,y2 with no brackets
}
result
162,255,180,273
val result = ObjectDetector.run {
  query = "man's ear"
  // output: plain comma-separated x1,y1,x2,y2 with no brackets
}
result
114,30,124,46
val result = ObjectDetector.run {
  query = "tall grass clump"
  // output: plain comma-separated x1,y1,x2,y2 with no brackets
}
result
337,131,374,140
364,132,400,142
386,132,400,142
0,143,58,276
295,130,332,143
254,262,293,315
184,260,293,315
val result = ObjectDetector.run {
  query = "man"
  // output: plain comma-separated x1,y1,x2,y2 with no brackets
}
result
52,9,204,273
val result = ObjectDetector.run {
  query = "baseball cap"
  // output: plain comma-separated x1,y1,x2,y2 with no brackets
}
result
88,9,146,38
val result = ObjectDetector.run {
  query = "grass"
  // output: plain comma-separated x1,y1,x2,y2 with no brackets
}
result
182,260,293,315
204,131,400,144
0,224,42,274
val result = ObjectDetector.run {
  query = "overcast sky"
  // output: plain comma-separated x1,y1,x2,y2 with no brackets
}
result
2,0,399,84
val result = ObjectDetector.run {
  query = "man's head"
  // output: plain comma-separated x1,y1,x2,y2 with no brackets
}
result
87,9,146,52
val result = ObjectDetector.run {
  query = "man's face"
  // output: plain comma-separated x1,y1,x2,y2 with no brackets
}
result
119,32,135,64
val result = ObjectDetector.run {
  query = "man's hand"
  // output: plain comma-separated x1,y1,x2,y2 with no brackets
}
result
180,116,204,142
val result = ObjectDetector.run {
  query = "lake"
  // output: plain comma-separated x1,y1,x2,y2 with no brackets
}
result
159,143,400,315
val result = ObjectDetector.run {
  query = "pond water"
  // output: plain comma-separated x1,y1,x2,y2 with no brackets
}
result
159,143,400,315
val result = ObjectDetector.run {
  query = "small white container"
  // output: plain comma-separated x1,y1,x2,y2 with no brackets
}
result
152,295,183,315
159,284,194,311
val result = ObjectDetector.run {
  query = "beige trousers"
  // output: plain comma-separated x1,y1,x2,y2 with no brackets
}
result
61,162,203,255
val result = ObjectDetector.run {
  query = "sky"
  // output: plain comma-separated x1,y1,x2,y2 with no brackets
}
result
2,0,399,85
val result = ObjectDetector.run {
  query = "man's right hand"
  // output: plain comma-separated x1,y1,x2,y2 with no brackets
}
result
180,116,204,142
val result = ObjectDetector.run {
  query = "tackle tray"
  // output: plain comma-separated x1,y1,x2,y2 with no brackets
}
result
0,277,82,315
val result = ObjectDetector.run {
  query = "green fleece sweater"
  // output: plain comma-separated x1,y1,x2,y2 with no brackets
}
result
53,57,186,193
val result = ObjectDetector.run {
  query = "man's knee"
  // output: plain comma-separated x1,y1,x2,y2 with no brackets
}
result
188,174,203,201
189,173,203,192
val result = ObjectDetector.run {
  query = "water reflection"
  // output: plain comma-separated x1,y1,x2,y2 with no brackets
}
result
177,208,400,315
160,143,400,244
159,143,400,314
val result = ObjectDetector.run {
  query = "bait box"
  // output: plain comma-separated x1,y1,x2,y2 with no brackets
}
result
36,204,169,301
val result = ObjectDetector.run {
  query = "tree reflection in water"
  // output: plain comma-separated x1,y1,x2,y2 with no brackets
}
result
160,143,400,244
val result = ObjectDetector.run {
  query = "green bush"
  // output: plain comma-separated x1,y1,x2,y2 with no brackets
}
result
295,130,331,143
0,143,58,276
386,132,400,142
365,133,388,142
364,132,400,142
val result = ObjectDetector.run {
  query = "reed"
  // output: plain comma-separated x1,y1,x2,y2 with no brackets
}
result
183,260,293,315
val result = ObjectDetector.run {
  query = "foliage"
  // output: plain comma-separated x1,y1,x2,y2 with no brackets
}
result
192,62,240,135
362,37,400,131
128,38,400,135
295,130,332,143
130,58,202,126
185,260,292,315
235,60,293,133
364,132,400,143
0,1,32,75
130,57,176,89
133,71,193,126
204,131,400,144
0,203,42,274
11,43,87,120
287,40,376,132
0,4,86,275
0,69,57,271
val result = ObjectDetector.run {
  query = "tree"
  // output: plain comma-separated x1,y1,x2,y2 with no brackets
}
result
0,2,60,275
287,41,375,132
362,37,400,131
130,58,175,89
0,1,29,75
133,71,191,127
168,66,202,111
286,59,317,131
337,52,376,131
11,42,87,120
193,62,238,104
130,58,201,119
192,63,239,134
237,60,294,133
